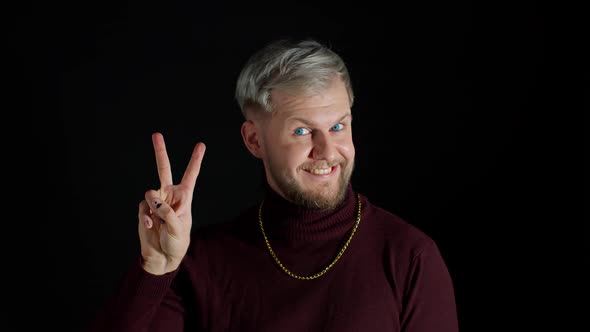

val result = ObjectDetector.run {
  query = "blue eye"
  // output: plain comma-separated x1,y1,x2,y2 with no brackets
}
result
294,128,310,136
331,123,344,131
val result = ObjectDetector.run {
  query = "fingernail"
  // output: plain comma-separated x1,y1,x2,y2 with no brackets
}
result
144,219,151,228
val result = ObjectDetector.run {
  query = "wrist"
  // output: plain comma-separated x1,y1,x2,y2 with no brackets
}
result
141,257,179,275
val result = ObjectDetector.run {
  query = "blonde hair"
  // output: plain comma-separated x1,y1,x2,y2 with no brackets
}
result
235,39,354,116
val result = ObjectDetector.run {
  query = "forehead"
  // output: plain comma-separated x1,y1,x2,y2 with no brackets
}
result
269,77,351,122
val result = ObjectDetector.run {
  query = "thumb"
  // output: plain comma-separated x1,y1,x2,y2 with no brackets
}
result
145,191,182,237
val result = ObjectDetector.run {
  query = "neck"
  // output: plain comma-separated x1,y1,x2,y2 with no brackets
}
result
260,183,358,242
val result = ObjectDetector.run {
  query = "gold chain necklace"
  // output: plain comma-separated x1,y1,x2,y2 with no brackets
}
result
258,193,362,280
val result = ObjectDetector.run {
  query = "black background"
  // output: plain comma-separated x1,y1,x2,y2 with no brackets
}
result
10,1,579,331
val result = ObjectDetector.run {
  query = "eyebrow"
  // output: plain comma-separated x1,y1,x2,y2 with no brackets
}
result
287,113,352,127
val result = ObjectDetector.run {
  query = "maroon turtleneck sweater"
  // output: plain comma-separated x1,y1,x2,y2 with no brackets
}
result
89,185,458,331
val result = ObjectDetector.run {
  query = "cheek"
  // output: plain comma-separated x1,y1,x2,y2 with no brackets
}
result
337,138,355,160
273,142,311,169
345,146,355,161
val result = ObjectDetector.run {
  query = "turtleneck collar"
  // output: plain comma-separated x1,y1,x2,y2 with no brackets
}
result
259,183,360,242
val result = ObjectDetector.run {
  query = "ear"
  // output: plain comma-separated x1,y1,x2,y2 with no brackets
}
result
241,120,263,158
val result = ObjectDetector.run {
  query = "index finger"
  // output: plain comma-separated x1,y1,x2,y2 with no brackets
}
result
181,142,206,192
152,132,173,188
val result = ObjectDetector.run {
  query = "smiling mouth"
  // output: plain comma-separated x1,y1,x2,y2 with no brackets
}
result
305,166,336,175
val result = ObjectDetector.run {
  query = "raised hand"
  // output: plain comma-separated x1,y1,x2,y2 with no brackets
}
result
138,133,206,275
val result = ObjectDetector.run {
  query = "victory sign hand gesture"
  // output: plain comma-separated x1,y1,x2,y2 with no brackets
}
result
138,133,206,275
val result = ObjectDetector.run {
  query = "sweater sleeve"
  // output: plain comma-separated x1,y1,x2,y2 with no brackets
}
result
400,239,459,332
86,257,187,332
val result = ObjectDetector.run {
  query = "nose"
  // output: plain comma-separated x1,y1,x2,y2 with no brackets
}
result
311,132,336,162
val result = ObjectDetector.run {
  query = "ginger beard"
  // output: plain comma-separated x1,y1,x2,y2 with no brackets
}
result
265,155,355,211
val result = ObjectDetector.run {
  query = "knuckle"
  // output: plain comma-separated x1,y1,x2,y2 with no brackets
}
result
144,189,157,199
138,201,149,218
163,209,176,222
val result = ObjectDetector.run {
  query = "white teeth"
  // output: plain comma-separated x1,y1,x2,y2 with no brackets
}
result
309,168,331,175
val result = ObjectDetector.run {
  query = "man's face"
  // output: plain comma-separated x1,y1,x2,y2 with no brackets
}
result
258,77,355,210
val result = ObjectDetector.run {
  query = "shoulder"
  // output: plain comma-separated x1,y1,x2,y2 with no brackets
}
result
359,195,450,283
360,194,437,259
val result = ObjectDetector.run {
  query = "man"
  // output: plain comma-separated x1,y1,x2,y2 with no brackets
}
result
89,39,459,331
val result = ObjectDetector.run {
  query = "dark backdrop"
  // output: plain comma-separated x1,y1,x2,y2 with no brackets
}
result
11,1,577,331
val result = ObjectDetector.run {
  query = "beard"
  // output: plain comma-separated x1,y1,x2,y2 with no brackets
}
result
268,159,355,211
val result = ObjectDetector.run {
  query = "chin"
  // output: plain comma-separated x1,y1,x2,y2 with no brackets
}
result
270,165,350,210
291,181,347,210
